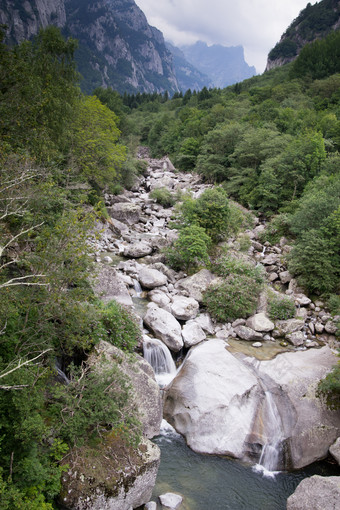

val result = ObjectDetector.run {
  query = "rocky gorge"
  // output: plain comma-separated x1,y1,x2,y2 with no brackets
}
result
62,148,340,509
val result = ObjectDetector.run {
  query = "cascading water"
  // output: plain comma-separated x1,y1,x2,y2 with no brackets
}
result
255,390,285,476
132,279,143,297
143,337,177,387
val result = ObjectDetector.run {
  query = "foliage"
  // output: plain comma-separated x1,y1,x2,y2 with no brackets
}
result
268,294,296,320
149,187,176,207
317,356,340,410
100,300,141,352
202,274,262,322
165,225,211,272
328,294,340,316
211,255,264,285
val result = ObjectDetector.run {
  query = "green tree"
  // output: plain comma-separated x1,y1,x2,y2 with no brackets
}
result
165,225,211,272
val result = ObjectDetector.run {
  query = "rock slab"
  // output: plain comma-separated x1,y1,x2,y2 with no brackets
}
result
286,475,340,510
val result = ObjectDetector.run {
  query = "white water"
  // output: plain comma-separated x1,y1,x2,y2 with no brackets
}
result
143,337,177,386
255,390,284,477
132,279,143,297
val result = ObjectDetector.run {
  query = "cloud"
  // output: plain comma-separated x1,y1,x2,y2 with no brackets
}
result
135,0,311,73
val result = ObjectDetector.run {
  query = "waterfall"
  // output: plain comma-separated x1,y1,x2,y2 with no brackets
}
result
132,279,143,297
255,390,284,476
143,337,177,387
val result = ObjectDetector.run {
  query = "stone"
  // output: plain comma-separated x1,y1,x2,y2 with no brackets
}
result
260,347,340,469
194,313,215,335
89,341,162,439
246,313,274,332
159,492,183,509
252,342,263,348
286,475,340,510
262,253,279,265
295,294,312,306
315,322,324,334
279,270,292,284
170,295,199,321
234,325,263,342
325,321,338,335
182,321,206,347
148,289,171,309
108,202,142,225
145,502,157,510
274,319,305,336
232,318,246,327
124,241,153,258
330,437,340,465
60,437,160,510
138,267,168,289
287,331,305,346
92,265,133,307
109,217,129,234
164,339,261,456
268,272,279,282
144,304,183,352
176,269,217,302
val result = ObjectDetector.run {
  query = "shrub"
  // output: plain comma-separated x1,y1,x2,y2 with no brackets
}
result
328,294,340,316
202,274,262,322
268,294,296,320
237,234,251,252
100,300,142,352
165,225,211,272
211,255,264,285
259,213,291,244
149,187,175,207
317,358,340,410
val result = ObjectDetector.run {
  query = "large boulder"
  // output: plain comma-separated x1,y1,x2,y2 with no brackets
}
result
234,325,263,342
89,341,163,439
144,304,183,352
60,436,160,510
176,269,218,302
259,346,340,469
108,202,142,225
138,266,168,289
246,313,274,332
124,241,153,258
181,321,206,348
92,265,133,307
170,295,199,321
163,339,261,456
286,475,340,510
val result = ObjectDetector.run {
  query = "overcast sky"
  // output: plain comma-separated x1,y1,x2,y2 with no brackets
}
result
134,0,314,73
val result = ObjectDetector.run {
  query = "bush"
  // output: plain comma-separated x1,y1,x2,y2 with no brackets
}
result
202,274,262,322
268,294,296,320
328,294,340,316
317,358,340,410
211,255,264,285
165,225,211,272
149,187,175,207
100,300,142,352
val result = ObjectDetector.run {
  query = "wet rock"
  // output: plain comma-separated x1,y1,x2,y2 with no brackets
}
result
246,313,274,332
144,304,183,352
286,475,340,510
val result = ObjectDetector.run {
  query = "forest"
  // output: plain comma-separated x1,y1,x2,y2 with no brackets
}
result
0,25,339,507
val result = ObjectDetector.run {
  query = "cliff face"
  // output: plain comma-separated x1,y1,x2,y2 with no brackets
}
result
266,0,340,71
0,0,179,94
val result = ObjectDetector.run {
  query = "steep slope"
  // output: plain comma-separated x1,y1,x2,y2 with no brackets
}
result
0,0,179,94
166,42,213,92
266,0,340,70
180,41,256,89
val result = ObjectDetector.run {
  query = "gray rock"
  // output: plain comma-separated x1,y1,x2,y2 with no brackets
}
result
315,322,325,334
144,304,183,352
159,492,183,509
329,437,340,465
252,342,263,348
279,270,292,284
148,289,171,309
295,294,312,306
139,267,168,289
234,325,263,341
246,313,274,332
232,318,246,327
124,241,153,258
145,502,157,510
92,265,133,307
60,437,160,510
274,319,305,336
182,321,206,347
194,313,215,335
286,475,340,510
268,272,279,282
171,295,199,321
325,321,338,335
108,202,142,225
176,269,217,302
109,217,129,234
262,253,279,265
287,331,305,346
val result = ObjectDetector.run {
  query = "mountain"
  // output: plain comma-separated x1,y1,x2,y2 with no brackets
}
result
0,0,179,94
166,42,213,92
179,41,256,89
266,0,340,70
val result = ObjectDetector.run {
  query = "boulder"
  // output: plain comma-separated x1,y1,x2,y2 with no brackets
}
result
330,437,340,465
286,331,305,346
124,241,153,258
246,313,274,332
89,341,162,439
163,339,261,456
279,270,292,284
182,321,206,347
171,295,199,321
60,436,160,510
194,313,215,335
148,289,171,309
286,475,340,510
145,502,157,510
92,265,133,307
325,321,338,335
108,202,142,225
274,319,305,336
234,325,263,342
176,269,217,302
144,304,183,352
259,346,340,469
159,492,183,509
138,266,168,289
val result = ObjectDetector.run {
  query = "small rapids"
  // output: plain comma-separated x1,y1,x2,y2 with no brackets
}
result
143,337,177,387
